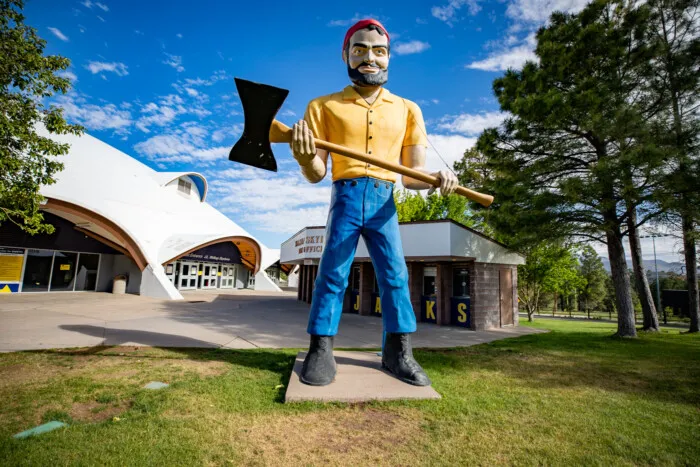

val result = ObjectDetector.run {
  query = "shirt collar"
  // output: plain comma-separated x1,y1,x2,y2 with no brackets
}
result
342,85,395,107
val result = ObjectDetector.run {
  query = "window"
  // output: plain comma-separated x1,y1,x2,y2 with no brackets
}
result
178,178,192,195
453,267,470,297
423,266,436,296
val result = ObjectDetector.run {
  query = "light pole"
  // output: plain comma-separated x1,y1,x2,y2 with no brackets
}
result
640,234,670,325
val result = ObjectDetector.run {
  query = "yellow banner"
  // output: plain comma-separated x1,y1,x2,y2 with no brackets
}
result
0,255,23,282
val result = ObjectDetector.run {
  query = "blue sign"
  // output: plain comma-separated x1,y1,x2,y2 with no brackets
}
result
0,283,20,294
370,292,382,317
451,297,471,328
421,295,438,323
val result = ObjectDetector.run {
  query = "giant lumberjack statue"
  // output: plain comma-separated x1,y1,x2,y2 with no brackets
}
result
291,19,459,386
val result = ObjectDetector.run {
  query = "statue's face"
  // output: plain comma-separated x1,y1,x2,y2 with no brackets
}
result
344,28,389,87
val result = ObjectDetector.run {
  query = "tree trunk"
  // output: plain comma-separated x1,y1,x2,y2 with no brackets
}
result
682,215,699,333
607,229,637,337
626,209,660,331
553,292,557,316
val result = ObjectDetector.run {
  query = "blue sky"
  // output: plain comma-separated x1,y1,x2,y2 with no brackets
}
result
25,0,684,262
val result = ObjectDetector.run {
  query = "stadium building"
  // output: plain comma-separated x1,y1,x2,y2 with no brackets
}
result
0,128,281,299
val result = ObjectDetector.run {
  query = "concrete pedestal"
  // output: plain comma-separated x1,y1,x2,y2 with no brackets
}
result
285,351,442,403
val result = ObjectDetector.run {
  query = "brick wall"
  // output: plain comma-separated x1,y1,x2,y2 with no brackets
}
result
472,263,518,330
407,262,422,321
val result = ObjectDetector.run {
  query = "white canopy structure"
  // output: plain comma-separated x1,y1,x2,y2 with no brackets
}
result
36,127,281,299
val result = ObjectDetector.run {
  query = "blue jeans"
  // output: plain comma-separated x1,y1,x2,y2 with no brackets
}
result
307,176,417,336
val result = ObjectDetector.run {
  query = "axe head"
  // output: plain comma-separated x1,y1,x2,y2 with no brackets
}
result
228,78,289,172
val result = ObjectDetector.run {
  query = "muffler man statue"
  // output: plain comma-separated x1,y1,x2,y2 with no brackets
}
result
291,19,458,386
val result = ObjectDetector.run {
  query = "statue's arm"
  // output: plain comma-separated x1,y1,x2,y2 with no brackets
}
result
290,119,329,184
400,145,458,194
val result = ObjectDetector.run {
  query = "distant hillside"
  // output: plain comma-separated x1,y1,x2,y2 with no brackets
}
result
600,257,687,274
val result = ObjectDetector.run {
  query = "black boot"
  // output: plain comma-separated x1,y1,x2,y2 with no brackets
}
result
300,335,336,386
382,333,431,386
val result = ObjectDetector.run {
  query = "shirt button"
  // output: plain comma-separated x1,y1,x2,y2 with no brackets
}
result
369,136,373,139
351,180,358,186
368,151,372,154
369,110,373,113
369,121,373,124
374,182,379,188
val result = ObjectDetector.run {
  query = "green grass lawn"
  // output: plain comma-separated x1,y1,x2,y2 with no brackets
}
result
1,320,698,466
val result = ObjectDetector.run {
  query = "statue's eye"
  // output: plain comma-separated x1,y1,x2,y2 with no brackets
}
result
352,47,366,56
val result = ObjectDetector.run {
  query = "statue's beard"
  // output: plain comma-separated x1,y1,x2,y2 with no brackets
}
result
347,63,389,87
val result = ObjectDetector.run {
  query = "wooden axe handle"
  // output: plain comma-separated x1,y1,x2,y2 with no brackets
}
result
269,120,494,207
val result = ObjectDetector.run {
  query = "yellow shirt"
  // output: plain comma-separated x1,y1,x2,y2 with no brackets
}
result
304,85,428,183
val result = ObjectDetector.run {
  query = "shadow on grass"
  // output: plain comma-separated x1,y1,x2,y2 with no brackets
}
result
418,329,700,407
48,325,298,404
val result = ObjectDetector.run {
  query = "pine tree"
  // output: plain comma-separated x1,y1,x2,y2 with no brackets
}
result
646,0,700,332
578,245,608,317
461,0,667,337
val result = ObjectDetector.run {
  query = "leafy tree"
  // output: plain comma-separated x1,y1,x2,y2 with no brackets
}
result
578,245,608,317
457,0,667,337
645,0,700,332
0,0,82,234
518,242,583,321
393,188,480,229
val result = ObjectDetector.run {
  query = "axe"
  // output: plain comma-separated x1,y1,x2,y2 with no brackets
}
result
228,78,494,207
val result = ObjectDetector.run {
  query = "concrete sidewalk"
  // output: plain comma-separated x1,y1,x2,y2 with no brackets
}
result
0,291,545,352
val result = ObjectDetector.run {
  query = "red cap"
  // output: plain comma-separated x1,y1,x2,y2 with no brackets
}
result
343,19,390,52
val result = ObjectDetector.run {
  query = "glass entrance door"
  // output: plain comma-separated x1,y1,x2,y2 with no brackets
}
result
178,262,198,290
202,264,218,289
22,249,54,292
220,266,235,288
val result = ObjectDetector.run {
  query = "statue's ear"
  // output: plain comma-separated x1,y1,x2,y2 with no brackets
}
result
342,49,347,63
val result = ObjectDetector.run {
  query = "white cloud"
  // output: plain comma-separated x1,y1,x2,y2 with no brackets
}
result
136,103,181,132
212,124,244,143
81,0,93,8
466,1,589,73
133,124,231,164
209,170,332,234
185,77,210,86
55,94,132,132
97,15,105,22
280,109,297,118
328,13,375,27
95,2,109,11
184,87,199,97
423,134,477,174
47,27,69,42
437,111,507,136
466,44,537,71
191,146,229,161
85,61,128,76
163,53,184,72
57,70,77,82
134,29,144,35
506,0,589,24
393,40,431,55
176,33,183,39
431,0,481,25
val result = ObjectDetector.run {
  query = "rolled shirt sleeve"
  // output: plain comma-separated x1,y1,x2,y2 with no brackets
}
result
402,100,428,148
304,98,326,141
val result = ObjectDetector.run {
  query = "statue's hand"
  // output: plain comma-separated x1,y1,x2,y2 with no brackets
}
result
428,169,459,196
290,120,316,166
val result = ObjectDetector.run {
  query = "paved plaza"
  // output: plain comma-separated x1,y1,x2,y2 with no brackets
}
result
0,290,544,352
